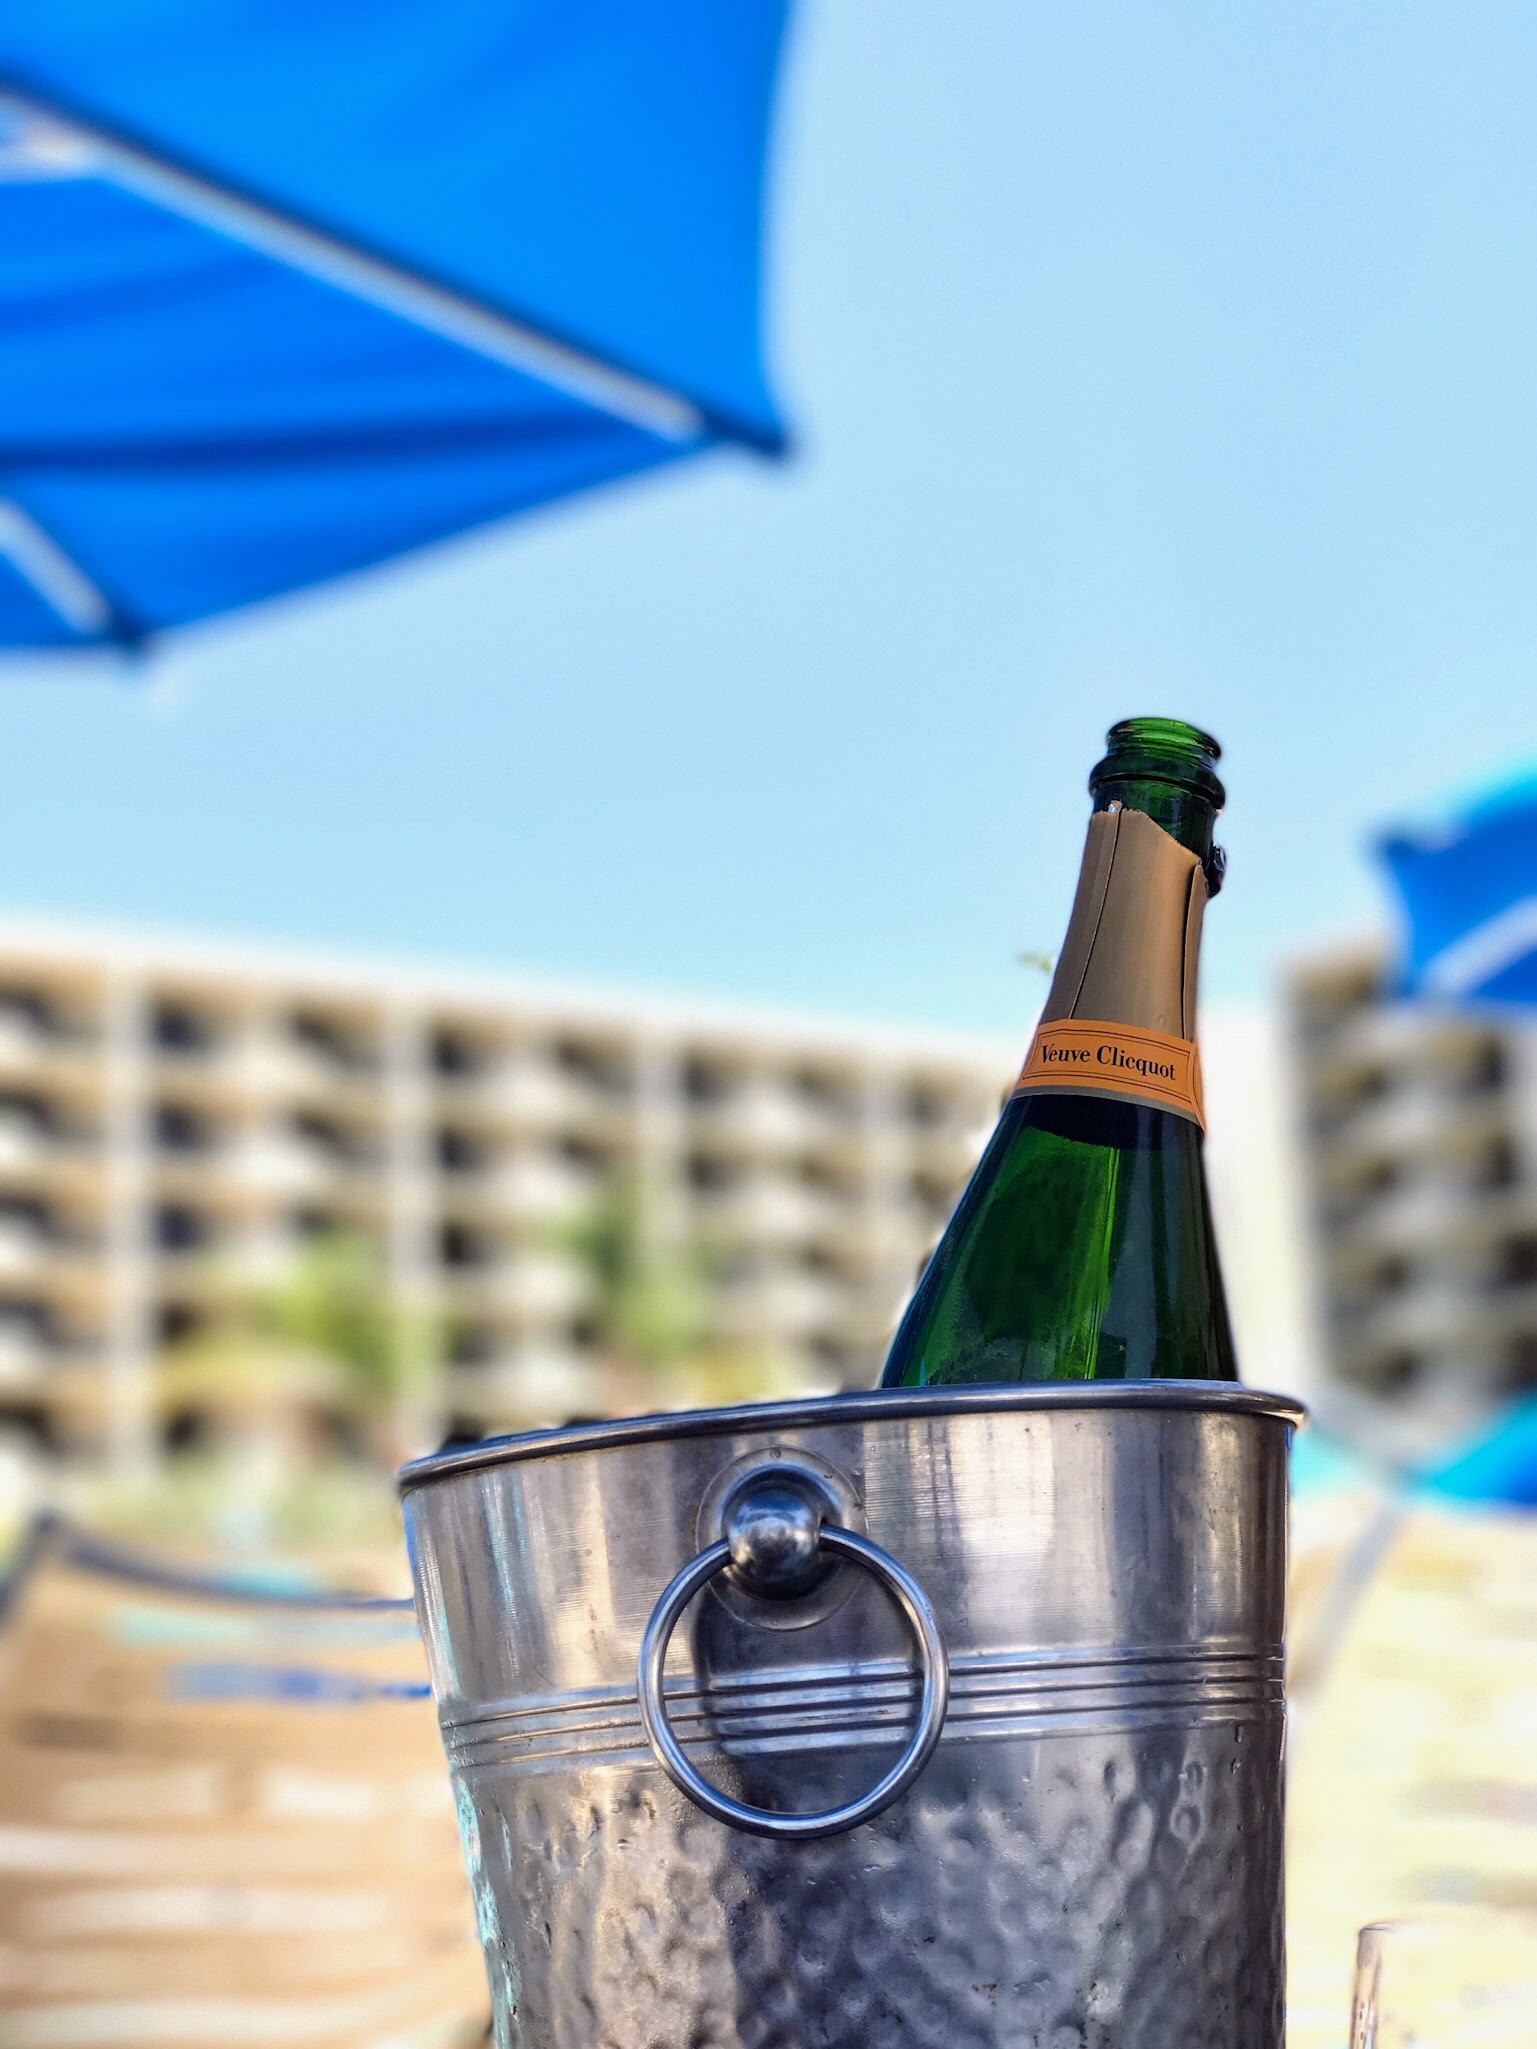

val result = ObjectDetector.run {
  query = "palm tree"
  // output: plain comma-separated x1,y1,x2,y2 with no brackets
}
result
562,1170,806,1412
152,1231,431,1527
564,1169,706,1383
260,1230,433,1464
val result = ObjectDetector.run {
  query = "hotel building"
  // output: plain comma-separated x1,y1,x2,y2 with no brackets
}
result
0,919,1012,1478
1286,941,1537,1447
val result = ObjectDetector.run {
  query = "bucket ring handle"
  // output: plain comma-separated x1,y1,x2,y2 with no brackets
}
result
637,1486,949,1841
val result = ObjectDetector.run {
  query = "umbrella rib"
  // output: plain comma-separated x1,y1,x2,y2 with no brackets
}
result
0,493,132,643
0,86,719,449
1419,895,1537,998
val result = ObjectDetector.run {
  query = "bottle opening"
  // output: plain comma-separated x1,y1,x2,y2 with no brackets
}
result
1090,718,1225,808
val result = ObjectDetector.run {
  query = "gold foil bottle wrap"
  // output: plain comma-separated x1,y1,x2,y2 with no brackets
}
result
1014,806,1208,1127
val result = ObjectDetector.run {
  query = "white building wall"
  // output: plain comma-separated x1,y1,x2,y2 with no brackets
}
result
0,918,1011,1478
1201,1005,1319,1405
1286,942,1537,1453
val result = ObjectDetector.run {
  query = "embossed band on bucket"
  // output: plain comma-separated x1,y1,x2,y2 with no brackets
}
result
444,1642,1284,1777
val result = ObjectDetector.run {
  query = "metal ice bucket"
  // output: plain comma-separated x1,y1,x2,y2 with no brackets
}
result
401,1380,1301,2049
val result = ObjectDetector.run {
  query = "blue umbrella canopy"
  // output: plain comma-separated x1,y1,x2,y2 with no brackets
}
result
0,0,791,647
1379,769,1537,1006
1421,1397,1537,1508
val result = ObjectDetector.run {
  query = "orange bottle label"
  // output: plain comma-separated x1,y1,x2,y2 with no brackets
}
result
1013,1018,1205,1129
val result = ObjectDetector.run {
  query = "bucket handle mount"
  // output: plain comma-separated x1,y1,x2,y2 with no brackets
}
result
636,1478,949,1841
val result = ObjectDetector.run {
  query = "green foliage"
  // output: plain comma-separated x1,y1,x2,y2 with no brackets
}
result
561,1168,706,1374
156,1230,433,1432
82,1448,404,1552
558,1169,818,1411
258,1230,430,1415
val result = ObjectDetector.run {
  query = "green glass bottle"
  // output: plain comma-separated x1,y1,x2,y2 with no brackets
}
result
880,717,1238,1387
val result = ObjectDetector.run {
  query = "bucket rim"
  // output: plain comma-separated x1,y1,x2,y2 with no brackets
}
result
399,1380,1306,1495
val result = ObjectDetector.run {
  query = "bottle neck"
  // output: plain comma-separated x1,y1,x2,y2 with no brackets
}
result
1017,806,1208,1126
1043,805,1205,1039
1091,780,1223,895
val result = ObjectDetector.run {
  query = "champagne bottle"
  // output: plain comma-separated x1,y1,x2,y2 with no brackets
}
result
880,717,1237,1387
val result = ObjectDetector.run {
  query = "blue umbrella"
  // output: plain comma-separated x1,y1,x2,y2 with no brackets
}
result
1421,1397,1537,1508
0,1,791,647
1379,768,1537,1005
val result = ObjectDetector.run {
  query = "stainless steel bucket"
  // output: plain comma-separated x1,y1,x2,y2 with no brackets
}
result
401,1381,1301,2049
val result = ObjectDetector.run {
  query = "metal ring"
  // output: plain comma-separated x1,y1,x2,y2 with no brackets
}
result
637,1523,949,1841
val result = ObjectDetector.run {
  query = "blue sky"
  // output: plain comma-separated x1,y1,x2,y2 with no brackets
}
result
6,2,1537,1037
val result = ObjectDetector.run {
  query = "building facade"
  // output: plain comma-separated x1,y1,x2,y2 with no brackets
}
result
1287,941,1537,1448
0,920,1011,1478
